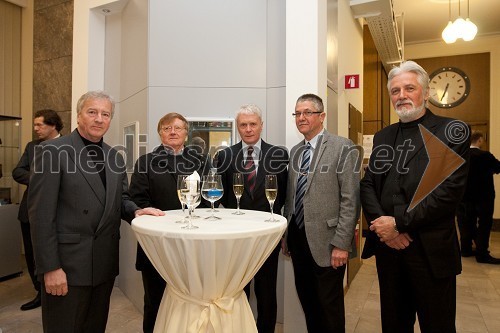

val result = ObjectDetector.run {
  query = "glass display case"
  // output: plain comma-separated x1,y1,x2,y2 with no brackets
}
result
0,115,22,205
0,114,22,279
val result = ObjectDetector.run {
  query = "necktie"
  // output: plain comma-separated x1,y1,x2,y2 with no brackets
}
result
245,146,256,193
294,143,312,229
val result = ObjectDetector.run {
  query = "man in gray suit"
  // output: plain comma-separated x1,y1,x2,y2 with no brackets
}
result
283,93,360,332
28,91,164,333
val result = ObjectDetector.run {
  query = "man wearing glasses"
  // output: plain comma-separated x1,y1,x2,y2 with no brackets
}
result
283,93,360,332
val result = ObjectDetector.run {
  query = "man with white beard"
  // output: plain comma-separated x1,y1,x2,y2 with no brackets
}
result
360,61,470,333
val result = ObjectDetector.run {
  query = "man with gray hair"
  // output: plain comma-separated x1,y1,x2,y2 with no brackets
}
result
28,91,164,333
217,104,288,333
361,61,470,332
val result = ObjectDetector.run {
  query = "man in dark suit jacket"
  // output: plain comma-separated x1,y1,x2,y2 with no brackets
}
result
361,61,469,333
217,104,288,333
129,112,210,333
457,130,500,264
13,109,63,311
28,91,163,333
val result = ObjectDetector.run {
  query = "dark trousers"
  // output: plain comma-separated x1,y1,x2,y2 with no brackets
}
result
244,243,280,333
287,220,346,333
457,199,494,257
141,265,167,333
41,278,115,333
20,221,40,292
375,242,456,333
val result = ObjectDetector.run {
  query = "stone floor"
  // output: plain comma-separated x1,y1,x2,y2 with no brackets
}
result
0,232,499,332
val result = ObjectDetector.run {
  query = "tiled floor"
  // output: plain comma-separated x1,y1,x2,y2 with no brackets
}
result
1,232,499,333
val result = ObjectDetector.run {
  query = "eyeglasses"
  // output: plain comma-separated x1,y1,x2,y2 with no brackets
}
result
161,126,186,133
291,111,323,118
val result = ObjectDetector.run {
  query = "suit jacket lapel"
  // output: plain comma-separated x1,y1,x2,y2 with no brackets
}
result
306,134,328,192
69,130,106,207
96,144,119,232
401,110,440,168
254,141,270,192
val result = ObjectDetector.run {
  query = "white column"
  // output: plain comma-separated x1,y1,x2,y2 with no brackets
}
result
284,1,327,332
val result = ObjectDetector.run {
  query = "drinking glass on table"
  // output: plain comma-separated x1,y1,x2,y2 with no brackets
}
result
191,193,201,219
232,173,244,215
201,174,224,220
265,174,278,222
178,176,200,229
176,175,188,223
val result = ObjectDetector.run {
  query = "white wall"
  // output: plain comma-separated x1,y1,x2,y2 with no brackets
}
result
405,35,500,218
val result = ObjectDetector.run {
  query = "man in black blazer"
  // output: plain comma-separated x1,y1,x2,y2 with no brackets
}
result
13,109,63,311
28,91,163,333
129,112,210,333
217,104,288,333
457,130,500,264
361,61,469,333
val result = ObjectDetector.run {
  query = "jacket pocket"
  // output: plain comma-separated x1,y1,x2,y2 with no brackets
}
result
57,233,81,244
326,217,339,228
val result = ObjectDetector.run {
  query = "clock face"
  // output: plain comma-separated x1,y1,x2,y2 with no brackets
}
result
428,67,470,108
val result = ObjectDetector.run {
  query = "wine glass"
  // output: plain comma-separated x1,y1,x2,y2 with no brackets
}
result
232,173,245,215
201,174,224,220
176,175,188,223
179,177,200,229
265,175,278,222
191,194,201,219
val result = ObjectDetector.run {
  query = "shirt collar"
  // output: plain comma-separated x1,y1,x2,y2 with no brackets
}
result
305,129,325,149
242,139,262,155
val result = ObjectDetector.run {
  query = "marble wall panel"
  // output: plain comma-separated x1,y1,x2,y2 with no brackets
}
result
35,0,71,12
33,56,72,114
34,1,73,62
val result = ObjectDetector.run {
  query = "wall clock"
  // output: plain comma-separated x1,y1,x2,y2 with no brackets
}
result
428,67,470,108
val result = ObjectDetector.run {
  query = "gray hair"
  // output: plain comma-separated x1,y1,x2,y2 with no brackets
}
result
76,90,115,117
236,104,263,122
387,60,429,92
296,93,324,113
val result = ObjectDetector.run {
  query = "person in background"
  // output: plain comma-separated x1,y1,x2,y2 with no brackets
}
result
360,60,469,332
28,91,163,333
216,104,288,333
13,109,63,311
283,93,360,333
457,130,500,264
129,112,211,333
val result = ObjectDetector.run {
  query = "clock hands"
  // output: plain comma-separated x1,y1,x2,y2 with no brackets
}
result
440,83,449,102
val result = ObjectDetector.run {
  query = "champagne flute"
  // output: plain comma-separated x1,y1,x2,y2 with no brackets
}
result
232,173,245,215
180,177,200,229
201,174,224,220
265,175,278,222
176,175,188,223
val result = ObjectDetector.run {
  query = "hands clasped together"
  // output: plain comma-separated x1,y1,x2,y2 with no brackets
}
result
369,216,413,250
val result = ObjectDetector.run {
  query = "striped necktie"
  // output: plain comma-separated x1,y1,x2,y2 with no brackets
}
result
245,146,256,193
294,143,312,229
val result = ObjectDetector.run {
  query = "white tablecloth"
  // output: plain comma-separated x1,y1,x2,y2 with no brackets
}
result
131,208,287,333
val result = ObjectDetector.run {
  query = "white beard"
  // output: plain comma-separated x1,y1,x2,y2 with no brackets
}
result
395,100,425,123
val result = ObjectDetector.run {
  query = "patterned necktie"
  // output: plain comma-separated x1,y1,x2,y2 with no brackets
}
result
294,143,312,229
245,146,256,193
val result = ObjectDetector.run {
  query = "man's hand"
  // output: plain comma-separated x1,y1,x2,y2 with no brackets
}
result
331,247,348,269
369,216,399,242
385,233,413,250
135,207,165,217
44,268,68,296
281,238,290,257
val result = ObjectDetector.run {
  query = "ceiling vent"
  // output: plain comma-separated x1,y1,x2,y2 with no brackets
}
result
350,0,403,72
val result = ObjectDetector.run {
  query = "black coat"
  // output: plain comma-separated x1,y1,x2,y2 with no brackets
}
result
129,145,210,270
216,140,288,214
360,110,470,278
463,147,500,202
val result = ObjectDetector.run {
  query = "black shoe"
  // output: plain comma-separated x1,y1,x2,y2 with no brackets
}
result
461,249,476,257
20,292,41,311
476,254,500,265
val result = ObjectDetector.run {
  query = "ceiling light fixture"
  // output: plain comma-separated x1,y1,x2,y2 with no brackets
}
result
442,0,478,44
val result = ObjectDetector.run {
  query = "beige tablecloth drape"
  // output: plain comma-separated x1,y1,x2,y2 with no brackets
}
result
132,208,286,333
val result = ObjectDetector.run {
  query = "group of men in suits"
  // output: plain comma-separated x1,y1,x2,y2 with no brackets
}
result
19,60,496,333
